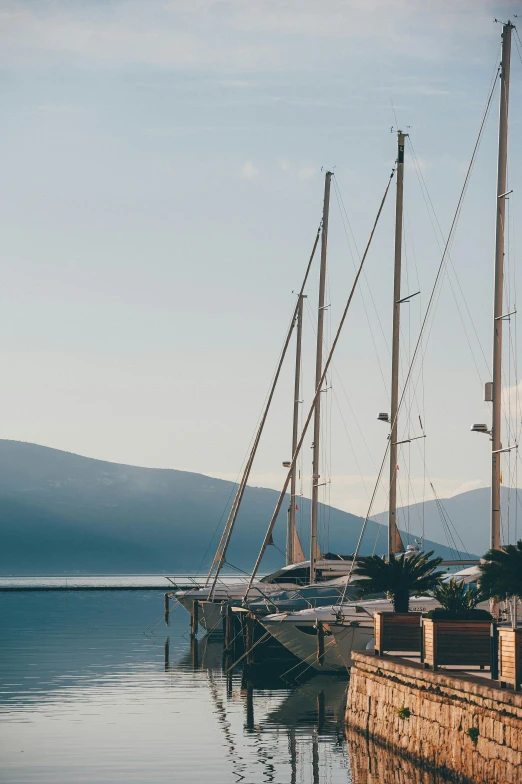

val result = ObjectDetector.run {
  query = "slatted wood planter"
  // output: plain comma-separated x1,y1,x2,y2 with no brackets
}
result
374,612,422,656
422,619,492,670
498,627,522,691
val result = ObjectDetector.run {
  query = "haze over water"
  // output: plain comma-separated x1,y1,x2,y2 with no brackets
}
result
1,587,458,783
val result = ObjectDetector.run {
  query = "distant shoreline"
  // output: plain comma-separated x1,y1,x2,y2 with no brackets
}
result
0,574,250,592
0,585,170,591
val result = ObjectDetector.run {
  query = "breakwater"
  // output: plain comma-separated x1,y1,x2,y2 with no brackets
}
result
346,651,522,784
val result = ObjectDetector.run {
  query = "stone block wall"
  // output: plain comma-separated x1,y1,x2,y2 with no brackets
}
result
346,652,522,784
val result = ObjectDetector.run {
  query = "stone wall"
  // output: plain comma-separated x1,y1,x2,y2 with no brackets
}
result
346,728,465,784
346,651,522,784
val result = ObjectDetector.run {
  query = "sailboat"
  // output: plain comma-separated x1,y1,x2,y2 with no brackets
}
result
308,21,518,667
258,129,413,668
171,177,359,633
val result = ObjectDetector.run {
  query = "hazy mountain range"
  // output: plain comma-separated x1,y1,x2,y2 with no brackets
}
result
0,440,513,576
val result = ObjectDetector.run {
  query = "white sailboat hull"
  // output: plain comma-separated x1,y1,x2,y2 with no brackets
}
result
259,594,446,672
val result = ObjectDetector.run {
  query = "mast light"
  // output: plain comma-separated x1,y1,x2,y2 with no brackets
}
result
471,424,491,435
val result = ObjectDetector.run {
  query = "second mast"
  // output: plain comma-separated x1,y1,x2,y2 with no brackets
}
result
310,171,332,583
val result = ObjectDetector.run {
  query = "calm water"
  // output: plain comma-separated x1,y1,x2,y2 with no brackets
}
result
0,589,455,783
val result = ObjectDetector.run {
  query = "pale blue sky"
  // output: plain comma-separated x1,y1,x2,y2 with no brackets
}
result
0,1,521,528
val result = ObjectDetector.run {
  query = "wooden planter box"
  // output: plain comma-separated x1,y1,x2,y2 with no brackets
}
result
374,612,422,656
422,618,493,670
498,627,522,691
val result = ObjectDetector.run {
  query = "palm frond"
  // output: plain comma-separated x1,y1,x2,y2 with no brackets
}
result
479,541,522,600
352,550,444,612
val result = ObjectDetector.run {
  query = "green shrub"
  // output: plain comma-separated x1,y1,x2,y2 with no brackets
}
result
430,579,489,620
426,607,492,620
397,706,411,720
466,727,479,745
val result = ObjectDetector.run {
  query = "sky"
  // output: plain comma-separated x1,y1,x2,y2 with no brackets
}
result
1,0,522,535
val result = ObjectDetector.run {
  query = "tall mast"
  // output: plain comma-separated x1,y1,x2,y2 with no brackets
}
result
287,294,305,565
388,131,406,559
491,21,513,552
310,171,332,583
206,227,322,592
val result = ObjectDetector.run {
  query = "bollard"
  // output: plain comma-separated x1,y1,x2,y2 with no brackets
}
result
245,680,254,731
191,599,199,637
164,592,170,627
246,613,255,666
491,622,499,680
225,604,234,655
191,636,199,669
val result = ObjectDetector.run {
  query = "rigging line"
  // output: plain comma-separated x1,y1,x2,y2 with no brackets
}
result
195,455,254,578
403,212,428,541
304,297,379,472
414,444,472,558
408,139,492,381
341,440,391,602
433,497,460,561
390,97,400,130
209,223,322,592
200,321,294,579
395,445,425,539
408,137,492,375
514,28,522,66
331,386,372,502
244,167,397,596
332,179,390,393
333,176,391,356
340,66,500,600
430,483,461,561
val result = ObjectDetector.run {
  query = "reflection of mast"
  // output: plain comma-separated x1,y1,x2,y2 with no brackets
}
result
288,728,297,784
245,680,254,731
317,690,325,733
190,636,199,670
207,670,248,782
164,637,170,671
312,731,320,784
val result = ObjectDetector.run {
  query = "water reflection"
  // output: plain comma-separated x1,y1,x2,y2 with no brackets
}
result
0,590,458,783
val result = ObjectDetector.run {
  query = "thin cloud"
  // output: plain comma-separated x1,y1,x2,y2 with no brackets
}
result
0,0,501,71
450,479,485,496
297,166,318,180
240,160,260,179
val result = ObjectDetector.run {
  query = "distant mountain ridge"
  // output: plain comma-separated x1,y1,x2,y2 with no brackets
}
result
372,485,522,558
0,440,481,576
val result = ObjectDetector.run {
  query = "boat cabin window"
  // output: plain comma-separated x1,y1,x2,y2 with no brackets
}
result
260,567,310,585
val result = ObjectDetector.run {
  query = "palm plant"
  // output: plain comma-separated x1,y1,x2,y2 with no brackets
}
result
351,550,444,613
479,541,522,599
430,579,489,619
479,541,522,626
